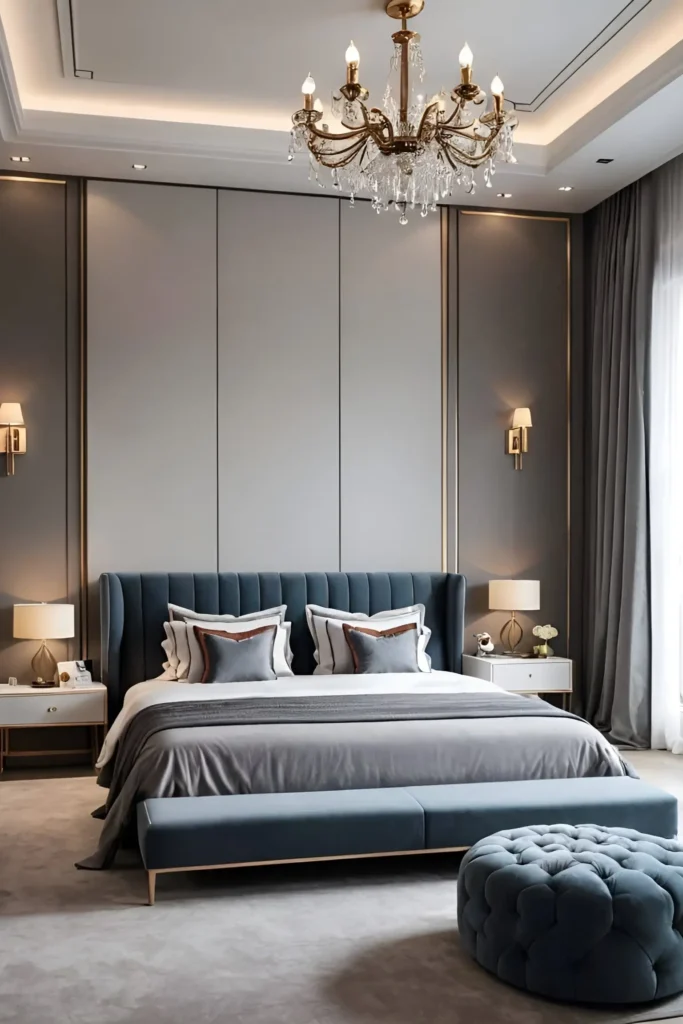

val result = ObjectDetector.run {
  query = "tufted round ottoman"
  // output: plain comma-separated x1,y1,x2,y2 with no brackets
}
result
458,824,683,1005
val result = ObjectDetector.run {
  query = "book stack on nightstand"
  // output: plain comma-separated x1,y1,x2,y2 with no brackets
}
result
462,654,573,711
0,683,108,773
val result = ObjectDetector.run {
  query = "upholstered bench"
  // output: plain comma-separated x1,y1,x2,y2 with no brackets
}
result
137,777,677,904
458,825,683,1004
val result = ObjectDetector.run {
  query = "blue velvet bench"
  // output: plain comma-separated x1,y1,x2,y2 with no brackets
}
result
137,776,677,904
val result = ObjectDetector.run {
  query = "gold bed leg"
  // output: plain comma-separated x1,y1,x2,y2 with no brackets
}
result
147,871,157,906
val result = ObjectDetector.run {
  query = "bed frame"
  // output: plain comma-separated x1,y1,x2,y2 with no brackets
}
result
100,571,466,714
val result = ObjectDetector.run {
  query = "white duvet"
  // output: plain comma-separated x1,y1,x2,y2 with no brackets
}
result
97,670,508,771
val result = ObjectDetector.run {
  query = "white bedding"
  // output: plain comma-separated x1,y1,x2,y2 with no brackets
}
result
97,670,508,771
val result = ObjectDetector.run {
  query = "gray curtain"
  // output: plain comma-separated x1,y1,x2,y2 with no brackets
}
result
583,178,653,747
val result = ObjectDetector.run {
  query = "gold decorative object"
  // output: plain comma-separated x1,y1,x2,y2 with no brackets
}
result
0,403,26,476
532,624,558,658
506,407,532,470
289,0,517,223
488,579,540,655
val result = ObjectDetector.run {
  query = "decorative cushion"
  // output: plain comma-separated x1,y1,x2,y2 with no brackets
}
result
161,616,292,682
458,824,683,1005
343,622,420,674
305,603,431,675
195,625,277,684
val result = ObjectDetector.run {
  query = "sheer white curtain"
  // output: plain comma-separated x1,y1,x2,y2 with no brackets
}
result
650,156,683,750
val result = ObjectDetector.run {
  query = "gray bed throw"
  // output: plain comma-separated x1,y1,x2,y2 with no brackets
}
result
78,692,635,870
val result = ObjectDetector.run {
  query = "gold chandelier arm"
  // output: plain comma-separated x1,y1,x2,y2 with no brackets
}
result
307,135,370,170
439,123,502,149
306,122,369,143
435,134,498,170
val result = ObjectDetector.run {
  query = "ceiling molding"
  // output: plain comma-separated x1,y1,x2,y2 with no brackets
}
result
0,16,23,137
509,0,653,112
55,0,93,79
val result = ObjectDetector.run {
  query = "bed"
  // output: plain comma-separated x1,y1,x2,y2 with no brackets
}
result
83,571,632,869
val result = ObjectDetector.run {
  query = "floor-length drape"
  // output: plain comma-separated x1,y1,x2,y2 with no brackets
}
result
583,179,653,747
650,155,683,751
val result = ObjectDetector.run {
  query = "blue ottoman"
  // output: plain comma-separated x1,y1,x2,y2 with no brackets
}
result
458,824,683,1005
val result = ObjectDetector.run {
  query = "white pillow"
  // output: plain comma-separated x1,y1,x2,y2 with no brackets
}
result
162,617,293,682
305,604,432,675
168,603,287,624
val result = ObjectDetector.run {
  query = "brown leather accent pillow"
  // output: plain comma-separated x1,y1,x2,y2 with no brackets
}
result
342,621,418,673
193,624,277,684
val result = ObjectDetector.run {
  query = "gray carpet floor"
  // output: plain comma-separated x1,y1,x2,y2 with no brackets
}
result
2,774,683,1024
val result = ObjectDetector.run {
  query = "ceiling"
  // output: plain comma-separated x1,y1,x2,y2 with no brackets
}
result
0,0,682,212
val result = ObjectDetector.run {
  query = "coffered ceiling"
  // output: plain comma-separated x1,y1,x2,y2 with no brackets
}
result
1,0,682,212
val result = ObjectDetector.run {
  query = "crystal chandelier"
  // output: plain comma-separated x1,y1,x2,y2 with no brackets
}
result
289,0,517,223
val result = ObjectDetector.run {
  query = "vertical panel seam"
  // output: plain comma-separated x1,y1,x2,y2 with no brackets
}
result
337,198,342,572
215,189,220,572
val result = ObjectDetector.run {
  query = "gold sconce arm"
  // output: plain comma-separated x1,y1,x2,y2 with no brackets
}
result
506,407,532,470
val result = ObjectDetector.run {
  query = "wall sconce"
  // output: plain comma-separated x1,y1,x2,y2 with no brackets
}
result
0,403,26,476
506,407,532,470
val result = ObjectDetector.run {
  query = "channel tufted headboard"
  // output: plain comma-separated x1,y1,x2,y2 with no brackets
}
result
100,571,466,714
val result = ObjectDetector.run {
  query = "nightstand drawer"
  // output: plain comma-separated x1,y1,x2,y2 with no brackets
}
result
0,691,106,727
494,661,571,693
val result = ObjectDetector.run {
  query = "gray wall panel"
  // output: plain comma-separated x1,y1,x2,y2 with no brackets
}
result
217,191,340,571
340,202,442,571
456,211,569,655
0,180,77,684
87,181,218,579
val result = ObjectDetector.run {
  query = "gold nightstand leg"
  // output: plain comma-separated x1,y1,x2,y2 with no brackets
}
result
0,728,5,774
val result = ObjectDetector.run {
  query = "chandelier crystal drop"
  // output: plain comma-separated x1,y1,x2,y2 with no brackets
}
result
289,0,517,223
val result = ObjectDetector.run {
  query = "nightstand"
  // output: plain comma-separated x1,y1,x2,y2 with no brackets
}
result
462,654,573,710
0,683,108,773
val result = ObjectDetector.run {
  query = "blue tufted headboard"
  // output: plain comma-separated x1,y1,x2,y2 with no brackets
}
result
100,571,466,714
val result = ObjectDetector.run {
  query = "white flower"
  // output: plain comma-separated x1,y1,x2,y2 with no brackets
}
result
532,624,559,641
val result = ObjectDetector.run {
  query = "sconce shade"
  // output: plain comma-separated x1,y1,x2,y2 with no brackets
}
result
0,402,24,425
13,603,74,640
512,407,532,429
489,579,540,612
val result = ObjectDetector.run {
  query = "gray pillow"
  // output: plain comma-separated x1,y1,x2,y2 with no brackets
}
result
342,622,420,674
194,625,277,684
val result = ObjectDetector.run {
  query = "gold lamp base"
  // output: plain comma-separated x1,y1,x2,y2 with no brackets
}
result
31,641,58,685
500,612,523,655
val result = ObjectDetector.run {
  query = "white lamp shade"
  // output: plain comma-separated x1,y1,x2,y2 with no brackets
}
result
13,603,74,640
0,402,24,425
512,407,532,428
489,579,540,612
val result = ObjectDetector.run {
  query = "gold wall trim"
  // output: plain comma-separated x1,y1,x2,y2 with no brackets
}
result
455,208,572,657
440,206,449,572
460,210,570,224
0,175,65,184
79,180,88,658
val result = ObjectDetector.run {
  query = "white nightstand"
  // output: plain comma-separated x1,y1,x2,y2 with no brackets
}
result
462,654,573,710
0,683,108,773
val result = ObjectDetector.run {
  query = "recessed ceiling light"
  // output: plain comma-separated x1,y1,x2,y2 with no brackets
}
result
558,185,573,192
596,158,614,165
132,163,147,170
10,156,30,163
497,193,512,198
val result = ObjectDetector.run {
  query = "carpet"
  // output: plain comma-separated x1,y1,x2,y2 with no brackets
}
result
1,775,683,1024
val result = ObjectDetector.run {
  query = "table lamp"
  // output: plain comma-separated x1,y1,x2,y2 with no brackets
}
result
488,579,540,654
13,603,75,686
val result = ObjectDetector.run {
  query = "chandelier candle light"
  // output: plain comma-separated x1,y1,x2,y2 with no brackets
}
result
289,0,517,223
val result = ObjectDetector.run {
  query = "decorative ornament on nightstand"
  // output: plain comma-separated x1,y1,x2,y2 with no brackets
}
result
532,624,558,659
474,632,495,657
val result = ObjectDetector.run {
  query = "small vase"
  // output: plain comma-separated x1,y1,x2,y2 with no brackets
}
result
535,643,550,659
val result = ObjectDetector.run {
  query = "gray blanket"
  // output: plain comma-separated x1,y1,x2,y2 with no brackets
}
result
79,692,635,869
